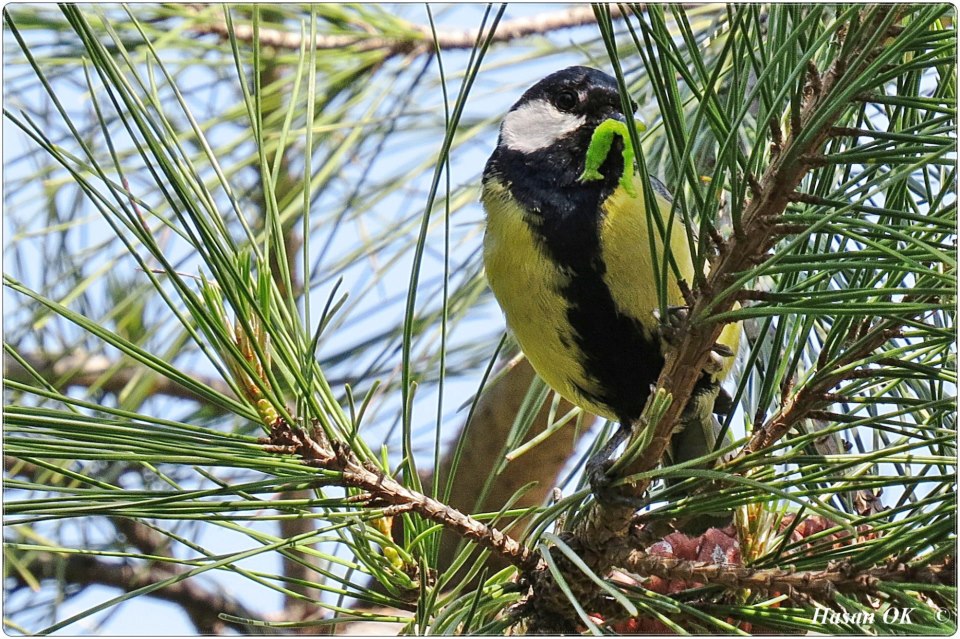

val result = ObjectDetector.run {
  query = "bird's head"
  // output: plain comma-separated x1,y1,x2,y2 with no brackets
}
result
497,66,637,156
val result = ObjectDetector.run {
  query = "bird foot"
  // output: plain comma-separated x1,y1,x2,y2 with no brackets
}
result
655,306,735,373
585,423,642,509
586,457,641,509
654,305,689,346
713,386,735,416
705,340,736,376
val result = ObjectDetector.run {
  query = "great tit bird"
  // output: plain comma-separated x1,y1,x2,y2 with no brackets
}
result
481,66,740,499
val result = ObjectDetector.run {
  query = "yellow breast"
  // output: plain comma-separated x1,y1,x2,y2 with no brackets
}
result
481,180,612,417
482,175,739,420
600,176,739,381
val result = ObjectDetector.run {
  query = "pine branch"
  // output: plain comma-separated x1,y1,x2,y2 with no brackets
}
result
261,421,537,572
188,5,627,56
743,323,905,454
253,30,319,619
6,454,246,632
623,552,955,598
13,553,257,634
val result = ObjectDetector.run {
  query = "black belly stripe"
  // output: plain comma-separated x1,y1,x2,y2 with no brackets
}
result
561,258,664,422
483,132,665,423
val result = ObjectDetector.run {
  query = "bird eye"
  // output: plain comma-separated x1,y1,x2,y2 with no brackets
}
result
554,90,578,112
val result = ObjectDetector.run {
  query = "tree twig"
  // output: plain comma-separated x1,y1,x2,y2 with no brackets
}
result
622,552,955,599
743,323,904,454
189,5,626,56
7,455,258,633
262,421,538,572
12,553,258,635
597,2,904,539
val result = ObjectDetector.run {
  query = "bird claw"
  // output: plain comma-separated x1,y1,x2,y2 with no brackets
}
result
713,387,735,415
586,457,641,508
711,342,735,357
705,340,736,374
704,350,726,374
654,305,689,346
585,423,641,508
655,307,735,373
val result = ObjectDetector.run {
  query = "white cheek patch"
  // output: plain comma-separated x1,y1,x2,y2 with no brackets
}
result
500,99,585,153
